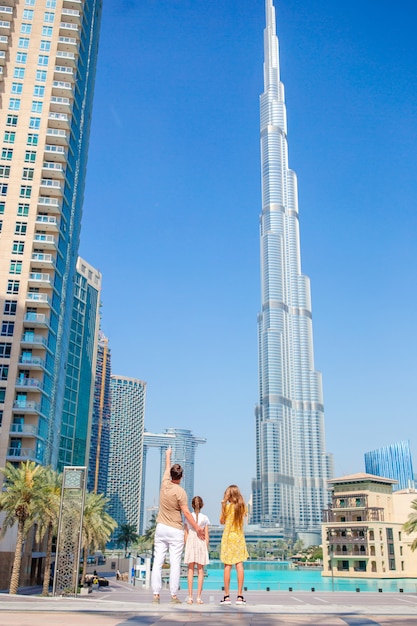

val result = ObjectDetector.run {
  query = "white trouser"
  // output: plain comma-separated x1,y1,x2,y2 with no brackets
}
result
151,523,184,596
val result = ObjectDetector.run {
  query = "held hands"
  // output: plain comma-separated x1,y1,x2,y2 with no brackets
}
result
197,526,205,541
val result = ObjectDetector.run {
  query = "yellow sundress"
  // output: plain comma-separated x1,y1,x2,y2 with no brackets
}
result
220,503,249,565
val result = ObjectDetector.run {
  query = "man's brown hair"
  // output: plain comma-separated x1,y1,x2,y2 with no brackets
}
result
170,463,183,481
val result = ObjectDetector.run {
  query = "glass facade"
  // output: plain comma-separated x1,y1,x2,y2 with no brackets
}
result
87,331,111,495
58,258,101,472
364,441,415,491
252,0,332,538
0,0,103,472
107,376,146,534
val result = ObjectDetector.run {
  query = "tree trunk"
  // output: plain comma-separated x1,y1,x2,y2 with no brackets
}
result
9,519,25,595
80,545,88,586
42,522,54,596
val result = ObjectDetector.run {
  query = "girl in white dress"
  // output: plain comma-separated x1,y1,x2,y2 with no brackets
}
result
183,496,210,604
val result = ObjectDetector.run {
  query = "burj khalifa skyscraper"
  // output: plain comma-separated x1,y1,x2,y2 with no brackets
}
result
252,0,332,542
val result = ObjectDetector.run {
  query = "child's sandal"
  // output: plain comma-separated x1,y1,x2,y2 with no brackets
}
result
196,597,204,604
220,595,231,605
186,597,193,604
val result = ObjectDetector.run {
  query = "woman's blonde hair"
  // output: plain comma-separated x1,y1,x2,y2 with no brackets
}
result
223,485,246,530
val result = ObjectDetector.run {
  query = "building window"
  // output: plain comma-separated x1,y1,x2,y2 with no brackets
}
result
44,11,55,22
1,322,14,337
0,202,4,214
1,149,13,160
24,151,36,163
18,38,30,49
23,9,34,19
46,0,57,7
3,301,17,316
0,184,8,196
0,165,11,178
22,167,34,181
14,68,25,79
0,342,12,357
6,115,18,127
17,203,30,216
33,85,45,97
38,55,49,66
7,280,19,294
19,186,32,198
16,52,28,64
11,82,23,94
9,99,21,111
40,40,51,52
25,0,36,5
15,222,27,235
42,26,53,37
10,260,22,274
20,23,32,34
0,389,5,403
36,70,47,82
386,528,393,541
0,220,2,232
27,134,38,146
4,131,15,143
12,241,25,254
29,117,41,130
31,101,43,113
389,559,396,571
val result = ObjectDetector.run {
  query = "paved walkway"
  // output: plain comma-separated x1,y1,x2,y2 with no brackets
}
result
1,576,417,626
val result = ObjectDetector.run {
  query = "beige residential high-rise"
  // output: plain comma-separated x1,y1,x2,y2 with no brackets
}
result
0,0,102,472
322,473,417,579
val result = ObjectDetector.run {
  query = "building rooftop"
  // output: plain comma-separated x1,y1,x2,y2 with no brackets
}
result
328,472,398,485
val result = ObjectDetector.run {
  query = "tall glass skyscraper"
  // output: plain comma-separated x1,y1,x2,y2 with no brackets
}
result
252,0,332,541
0,0,102,472
365,441,415,491
107,375,146,534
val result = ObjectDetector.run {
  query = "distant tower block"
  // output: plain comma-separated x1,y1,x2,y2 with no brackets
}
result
141,428,206,533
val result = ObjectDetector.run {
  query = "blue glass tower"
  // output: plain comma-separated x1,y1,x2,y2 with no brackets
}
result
365,441,415,491
252,0,332,540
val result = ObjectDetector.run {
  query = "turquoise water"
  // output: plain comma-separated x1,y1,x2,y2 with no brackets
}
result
181,561,417,593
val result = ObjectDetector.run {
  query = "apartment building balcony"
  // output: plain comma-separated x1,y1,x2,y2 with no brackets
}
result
6,447,40,462
15,377,43,392
54,66,75,83
63,0,82,8
21,333,48,350
46,128,68,146
61,8,81,25
0,5,13,17
42,162,65,181
26,292,51,308
35,214,60,231
23,312,50,328
52,80,73,97
56,50,76,68
50,95,72,114
40,178,63,198
10,423,38,437
0,20,11,35
12,399,41,413
31,252,55,268
0,34,8,50
28,272,53,288
59,21,79,38
33,233,57,250
58,35,78,52
323,508,384,523
0,50,5,65
44,144,67,164
48,112,70,131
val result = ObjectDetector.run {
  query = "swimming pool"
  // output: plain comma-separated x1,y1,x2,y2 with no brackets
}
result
180,561,417,593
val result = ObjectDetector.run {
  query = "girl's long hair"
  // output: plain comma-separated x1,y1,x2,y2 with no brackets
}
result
223,485,246,530
192,495,203,524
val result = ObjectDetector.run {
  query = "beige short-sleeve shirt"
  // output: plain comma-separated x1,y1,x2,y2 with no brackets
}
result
156,467,188,530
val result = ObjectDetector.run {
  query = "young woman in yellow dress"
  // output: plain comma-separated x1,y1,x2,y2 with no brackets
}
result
219,484,248,605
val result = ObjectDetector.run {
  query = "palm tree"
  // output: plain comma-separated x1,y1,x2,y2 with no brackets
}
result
0,461,47,594
143,513,157,545
35,467,62,596
80,492,117,585
116,523,140,553
403,498,417,551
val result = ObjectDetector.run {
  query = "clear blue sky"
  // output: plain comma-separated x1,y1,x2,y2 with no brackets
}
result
79,0,417,523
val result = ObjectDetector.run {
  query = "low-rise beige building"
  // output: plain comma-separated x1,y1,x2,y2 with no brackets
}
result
322,473,417,579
